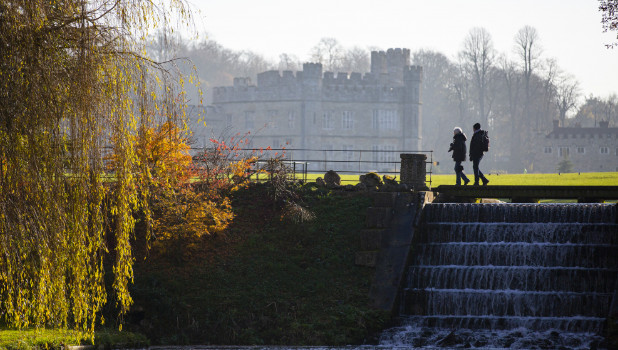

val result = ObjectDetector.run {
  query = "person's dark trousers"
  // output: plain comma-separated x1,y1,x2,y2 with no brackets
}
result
454,161,469,185
471,156,488,185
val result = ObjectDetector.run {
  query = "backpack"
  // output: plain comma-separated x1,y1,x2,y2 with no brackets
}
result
482,130,490,152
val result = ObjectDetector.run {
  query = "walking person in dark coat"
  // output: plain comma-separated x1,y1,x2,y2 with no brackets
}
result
448,127,470,186
469,122,490,186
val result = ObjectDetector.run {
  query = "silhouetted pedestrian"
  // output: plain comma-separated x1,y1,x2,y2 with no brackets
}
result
469,122,490,186
449,127,470,186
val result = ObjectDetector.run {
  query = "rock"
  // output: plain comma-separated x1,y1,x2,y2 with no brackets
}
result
480,198,505,203
359,172,382,187
324,170,341,186
316,177,326,187
343,184,356,191
380,183,399,192
382,175,398,185
437,330,461,347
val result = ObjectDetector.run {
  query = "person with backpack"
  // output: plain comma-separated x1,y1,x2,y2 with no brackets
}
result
448,127,470,185
469,122,490,186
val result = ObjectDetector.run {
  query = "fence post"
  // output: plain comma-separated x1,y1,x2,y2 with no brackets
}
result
400,153,428,190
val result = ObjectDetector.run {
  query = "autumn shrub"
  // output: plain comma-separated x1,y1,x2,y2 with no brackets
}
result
148,132,263,244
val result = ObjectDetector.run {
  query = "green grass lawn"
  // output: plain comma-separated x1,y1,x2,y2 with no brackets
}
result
427,172,618,187
299,172,618,187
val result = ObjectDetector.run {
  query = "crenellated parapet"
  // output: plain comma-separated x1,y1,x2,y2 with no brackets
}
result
212,49,421,104
404,66,423,83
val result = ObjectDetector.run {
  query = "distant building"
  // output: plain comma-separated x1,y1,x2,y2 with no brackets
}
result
534,120,618,172
189,48,423,172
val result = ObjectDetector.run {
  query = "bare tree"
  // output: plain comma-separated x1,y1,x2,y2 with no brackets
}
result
459,27,496,127
340,46,371,73
514,25,542,112
555,73,581,126
278,53,301,71
451,57,473,126
603,93,618,124
599,0,618,48
340,46,370,73
540,58,559,130
411,49,460,159
310,37,344,71
512,26,543,170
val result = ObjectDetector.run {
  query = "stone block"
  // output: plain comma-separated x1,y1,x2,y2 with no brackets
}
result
372,192,398,207
355,251,379,267
365,207,393,228
360,229,386,250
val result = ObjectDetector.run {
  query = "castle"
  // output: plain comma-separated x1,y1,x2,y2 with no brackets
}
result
188,48,423,172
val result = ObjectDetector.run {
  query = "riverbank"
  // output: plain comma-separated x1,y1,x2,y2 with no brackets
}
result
123,184,388,346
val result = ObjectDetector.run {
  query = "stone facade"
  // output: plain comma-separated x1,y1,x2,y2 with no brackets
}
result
534,120,618,173
189,48,423,172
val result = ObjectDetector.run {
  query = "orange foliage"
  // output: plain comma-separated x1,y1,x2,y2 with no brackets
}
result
137,121,192,187
151,187,234,241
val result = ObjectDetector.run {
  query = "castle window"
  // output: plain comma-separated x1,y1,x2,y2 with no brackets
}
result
371,145,380,169
272,138,280,148
343,145,355,170
559,147,569,157
372,144,396,170
543,147,552,154
576,147,585,154
322,111,334,130
342,111,354,130
600,146,609,154
380,145,396,164
244,111,254,129
268,110,278,129
372,109,399,130
288,111,296,129
285,138,293,147
226,114,233,127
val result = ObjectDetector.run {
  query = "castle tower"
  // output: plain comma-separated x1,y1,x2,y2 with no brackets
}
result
386,48,410,86
403,65,423,151
299,63,324,154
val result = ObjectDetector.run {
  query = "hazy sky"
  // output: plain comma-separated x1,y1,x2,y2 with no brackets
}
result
188,0,616,98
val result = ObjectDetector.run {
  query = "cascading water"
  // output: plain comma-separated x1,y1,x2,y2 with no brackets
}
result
379,203,618,349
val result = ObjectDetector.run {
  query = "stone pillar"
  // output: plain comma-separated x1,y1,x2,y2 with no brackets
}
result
400,153,428,190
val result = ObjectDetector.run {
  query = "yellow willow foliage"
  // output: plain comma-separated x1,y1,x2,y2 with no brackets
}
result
0,0,194,335
152,189,234,241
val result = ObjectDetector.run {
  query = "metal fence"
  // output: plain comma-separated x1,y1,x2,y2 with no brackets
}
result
190,147,434,185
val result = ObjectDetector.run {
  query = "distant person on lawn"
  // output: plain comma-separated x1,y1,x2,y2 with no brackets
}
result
469,122,490,186
448,127,470,186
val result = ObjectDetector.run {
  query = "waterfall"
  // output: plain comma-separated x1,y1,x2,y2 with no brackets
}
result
379,203,618,349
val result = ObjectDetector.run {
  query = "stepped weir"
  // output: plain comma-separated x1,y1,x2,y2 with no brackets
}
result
378,203,618,349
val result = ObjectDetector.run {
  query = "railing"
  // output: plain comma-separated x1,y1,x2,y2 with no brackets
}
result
190,147,434,186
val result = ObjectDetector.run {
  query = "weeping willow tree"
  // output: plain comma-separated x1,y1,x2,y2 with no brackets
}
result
0,0,194,334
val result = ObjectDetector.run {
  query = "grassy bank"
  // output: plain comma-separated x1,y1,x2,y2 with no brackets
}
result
125,183,388,345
